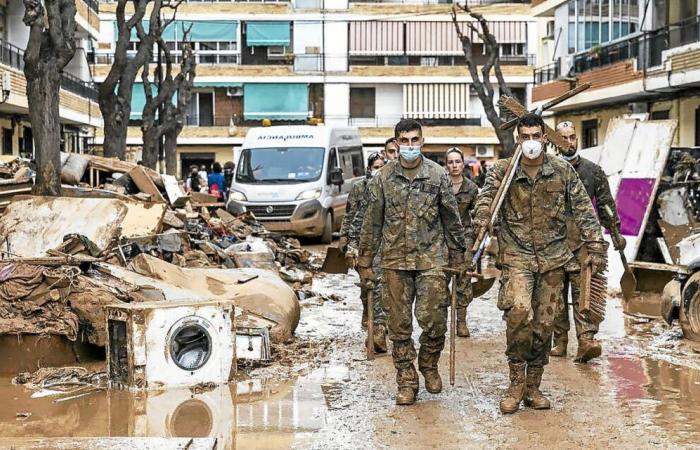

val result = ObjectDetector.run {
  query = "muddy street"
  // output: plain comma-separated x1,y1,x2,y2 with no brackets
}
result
1,244,700,449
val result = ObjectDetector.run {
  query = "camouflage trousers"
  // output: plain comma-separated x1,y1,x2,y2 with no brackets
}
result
552,249,599,339
360,257,387,328
456,271,474,308
384,267,448,385
498,265,565,367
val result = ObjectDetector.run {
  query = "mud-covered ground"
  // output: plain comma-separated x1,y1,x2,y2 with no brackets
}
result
1,246,700,449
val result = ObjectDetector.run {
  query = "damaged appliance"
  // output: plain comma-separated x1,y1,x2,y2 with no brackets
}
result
106,300,236,390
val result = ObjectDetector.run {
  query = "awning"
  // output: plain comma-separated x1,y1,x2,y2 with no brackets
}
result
349,21,404,55
243,83,308,121
403,83,470,119
124,20,238,42
405,21,528,54
193,81,243,88
129,83,175,120
246,21,291,47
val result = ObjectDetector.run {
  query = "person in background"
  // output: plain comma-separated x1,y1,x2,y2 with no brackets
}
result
445,147,478,337
223,161,235,201
382,137,399,162
185,165,200,193
340,152,389,354
208,162,225,200
198,164,209,192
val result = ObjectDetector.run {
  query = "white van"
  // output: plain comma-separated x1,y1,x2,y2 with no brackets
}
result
227,125,364,243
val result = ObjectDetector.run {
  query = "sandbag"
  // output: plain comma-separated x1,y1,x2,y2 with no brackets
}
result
60,154,89,185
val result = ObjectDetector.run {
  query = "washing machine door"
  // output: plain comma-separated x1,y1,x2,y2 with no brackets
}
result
168,317,214,371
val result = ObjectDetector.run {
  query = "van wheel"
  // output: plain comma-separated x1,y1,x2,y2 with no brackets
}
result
320,211,333,245
680,272,700,342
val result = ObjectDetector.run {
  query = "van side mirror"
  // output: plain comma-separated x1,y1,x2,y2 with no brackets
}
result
329,167,344,186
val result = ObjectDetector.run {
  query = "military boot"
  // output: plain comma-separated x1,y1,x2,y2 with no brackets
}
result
396,365,419,405
550,333,567,357
373,324,388,354
418,348,442,394
575,333,602,363
499,362,526,414
456,307,470,338
524,366,551,410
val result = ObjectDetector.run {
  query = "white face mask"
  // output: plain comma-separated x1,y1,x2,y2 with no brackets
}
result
521,140,543,160
370,169,381,177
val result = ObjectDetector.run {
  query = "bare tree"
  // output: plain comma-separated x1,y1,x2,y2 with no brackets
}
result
140,25,196,173
98,0,178,160
22,0,76,195
451,4,515,157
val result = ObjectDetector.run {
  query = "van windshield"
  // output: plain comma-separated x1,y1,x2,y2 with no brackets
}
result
236,147,326,184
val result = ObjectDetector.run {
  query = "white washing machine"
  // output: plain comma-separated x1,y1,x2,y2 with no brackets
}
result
106,300,236,390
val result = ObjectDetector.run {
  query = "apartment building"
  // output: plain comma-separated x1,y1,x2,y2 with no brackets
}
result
93,0,536,176
0,0,101,156
532,0,700,149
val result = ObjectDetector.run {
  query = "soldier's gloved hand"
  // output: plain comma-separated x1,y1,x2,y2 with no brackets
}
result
611,233,626,251
338,236,349,252
345,245,358,269
358,265,376,289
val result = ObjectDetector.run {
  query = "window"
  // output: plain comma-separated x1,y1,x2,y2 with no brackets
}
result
568,0,640,52
582,119,598,148
349,88,375,119
2,128,12,155
186,92,215,126
338,145,364,179
651,110,670,120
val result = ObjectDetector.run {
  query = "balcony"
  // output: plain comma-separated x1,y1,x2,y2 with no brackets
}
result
533,59,560,84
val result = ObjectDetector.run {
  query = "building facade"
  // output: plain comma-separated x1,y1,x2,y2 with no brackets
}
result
93,0,536,176
0,0,101,157
532,0,700,149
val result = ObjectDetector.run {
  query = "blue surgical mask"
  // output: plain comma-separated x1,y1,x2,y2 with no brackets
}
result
399,145,422,161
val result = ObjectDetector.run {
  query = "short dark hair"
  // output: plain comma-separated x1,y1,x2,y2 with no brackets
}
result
394,119,422,139
213,162,222,173
516,113,546,135
384,137,397,147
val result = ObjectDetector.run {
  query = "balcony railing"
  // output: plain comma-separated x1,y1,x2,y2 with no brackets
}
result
347,0,529,3
325,114,487,127
83,0,99,13
0,40,25,71
61,73,99,102
533,59,560,84
573,15,700,74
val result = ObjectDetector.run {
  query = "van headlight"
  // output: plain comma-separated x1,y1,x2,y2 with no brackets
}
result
296,188,322,201
229,191,247,202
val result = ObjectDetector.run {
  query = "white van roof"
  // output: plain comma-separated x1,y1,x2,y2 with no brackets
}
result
242,125,361,149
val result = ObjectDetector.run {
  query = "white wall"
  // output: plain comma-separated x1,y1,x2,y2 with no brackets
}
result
293,21,322,54
349,84,401,127
324,21,347,72
324,83,349,127
324,0,349,10
554,3,571,73
7,0,29,50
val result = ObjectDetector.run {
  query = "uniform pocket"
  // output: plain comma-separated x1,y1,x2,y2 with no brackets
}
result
497,272,514,311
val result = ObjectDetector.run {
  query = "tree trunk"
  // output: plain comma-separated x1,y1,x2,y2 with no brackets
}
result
26,70,62,195
141,127,159,169
98,89,128,159
164,128,179,176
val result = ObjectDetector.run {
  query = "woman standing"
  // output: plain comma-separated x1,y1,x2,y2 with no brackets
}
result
445,147,478,337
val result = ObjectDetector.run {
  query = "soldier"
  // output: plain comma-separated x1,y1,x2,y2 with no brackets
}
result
473,113,607,414
445,147,478,337
339,152,388,353
358,119,466,406
382,137,399,161
551,121,624,362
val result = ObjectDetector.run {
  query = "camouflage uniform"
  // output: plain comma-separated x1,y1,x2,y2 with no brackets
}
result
454,174,478,309
359,158,466,390
473,155,605,368
340,178,386,328
555,156,619,341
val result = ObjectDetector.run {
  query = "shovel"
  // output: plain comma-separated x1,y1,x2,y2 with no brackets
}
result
321,246,349,274
604,205,636,300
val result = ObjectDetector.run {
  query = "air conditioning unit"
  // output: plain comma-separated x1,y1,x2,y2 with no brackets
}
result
267,45,289,60
226,86,243,97
2,71,11,93
476,145,495,158
630,102,648,115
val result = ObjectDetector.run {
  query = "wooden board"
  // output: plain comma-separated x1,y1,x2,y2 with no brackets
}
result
128,166,166,203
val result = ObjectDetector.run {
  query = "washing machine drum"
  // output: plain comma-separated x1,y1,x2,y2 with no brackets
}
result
169,318,213,371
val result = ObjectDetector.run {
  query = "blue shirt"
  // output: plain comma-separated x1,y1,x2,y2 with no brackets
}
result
208,172,225,194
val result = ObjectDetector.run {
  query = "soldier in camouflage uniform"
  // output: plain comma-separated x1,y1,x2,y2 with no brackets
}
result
552,121,624,362
358,119,466,406
473,114,607,414
339,152,388,352
445,147,478,337
382,137,399,161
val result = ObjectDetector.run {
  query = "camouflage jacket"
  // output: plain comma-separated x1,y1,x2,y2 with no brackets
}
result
566,156,620,251
473,155,605,273
339,177,368,244
454,174,478,253
358,158,466,270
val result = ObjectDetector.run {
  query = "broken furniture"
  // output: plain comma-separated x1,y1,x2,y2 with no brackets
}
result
106,300,236,390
